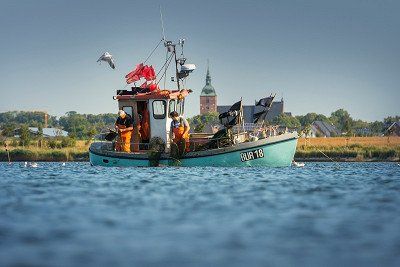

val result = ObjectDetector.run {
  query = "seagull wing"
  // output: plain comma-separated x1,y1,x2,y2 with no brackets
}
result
97,52,115,69
108,57,115,69
109,57,116,69
97,54,105,63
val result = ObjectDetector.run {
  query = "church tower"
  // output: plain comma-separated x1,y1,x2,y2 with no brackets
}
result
200,61,217,114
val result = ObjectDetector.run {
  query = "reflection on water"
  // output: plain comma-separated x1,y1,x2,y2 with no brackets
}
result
0,162,399,266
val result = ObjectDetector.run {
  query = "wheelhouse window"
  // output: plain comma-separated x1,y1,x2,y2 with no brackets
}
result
152,100,166,119
177,99,184,115
122,106,133,117
169,100,176,114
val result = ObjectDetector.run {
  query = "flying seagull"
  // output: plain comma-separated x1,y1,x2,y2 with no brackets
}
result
97,52,115,69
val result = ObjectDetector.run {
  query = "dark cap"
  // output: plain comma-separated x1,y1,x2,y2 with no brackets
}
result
169,111,179,117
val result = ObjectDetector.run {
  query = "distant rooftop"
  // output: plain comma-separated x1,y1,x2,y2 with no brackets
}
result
28,127,68,137
312,121,340,137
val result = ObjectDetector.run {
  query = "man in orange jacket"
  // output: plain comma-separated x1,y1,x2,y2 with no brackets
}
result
115,110,133,152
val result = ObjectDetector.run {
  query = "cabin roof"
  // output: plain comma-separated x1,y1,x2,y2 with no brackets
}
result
115,89,192,101
28,127,69,137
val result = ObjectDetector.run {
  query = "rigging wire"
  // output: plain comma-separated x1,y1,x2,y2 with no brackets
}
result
156,52,174,78
164,50,168,90
156,53,174,86
115,38,163,93
143,38,163,64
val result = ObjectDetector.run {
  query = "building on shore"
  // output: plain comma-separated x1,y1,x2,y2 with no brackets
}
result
385,121,400,136
200,62,217,115
13,127,68,138
303,121,340,138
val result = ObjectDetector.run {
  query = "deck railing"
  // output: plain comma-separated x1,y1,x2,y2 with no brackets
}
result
95,126,284,154
96,135,240,153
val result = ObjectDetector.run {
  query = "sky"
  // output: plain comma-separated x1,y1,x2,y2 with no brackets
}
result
0,0,399,121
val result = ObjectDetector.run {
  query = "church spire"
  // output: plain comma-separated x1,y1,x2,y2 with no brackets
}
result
206,59,211,86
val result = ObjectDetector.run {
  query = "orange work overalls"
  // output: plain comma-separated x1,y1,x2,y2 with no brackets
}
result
172,119,190,152
116,125,132,153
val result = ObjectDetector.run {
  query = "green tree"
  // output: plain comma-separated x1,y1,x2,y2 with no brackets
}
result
296,113,331,127
273,114,301,129
330,109,353,132
352,119,370,136
59,111,90,138
19,125,32,147
86,126,98,139
1,123,17,137
60,137,76,148
343,119,353,136
188,112,220,133
369,121,384,135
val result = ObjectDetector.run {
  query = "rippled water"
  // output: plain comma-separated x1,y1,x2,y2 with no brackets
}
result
0,162,399,266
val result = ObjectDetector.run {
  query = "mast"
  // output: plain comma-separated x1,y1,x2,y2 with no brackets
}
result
173,45,180,90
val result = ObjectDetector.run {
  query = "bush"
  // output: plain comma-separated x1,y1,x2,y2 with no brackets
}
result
10,149,37,161
48,139,57,149
48,151,68,161
10,139,19,147
0,150,8,161
60,137,76,148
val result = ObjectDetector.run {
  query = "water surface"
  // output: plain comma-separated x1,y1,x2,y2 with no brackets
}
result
0,162,399,266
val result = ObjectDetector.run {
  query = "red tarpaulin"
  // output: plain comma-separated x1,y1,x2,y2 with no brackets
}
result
148,83,159,91
142,65,156,81
125,63,144,84
125,63,156,84
140,81,148,88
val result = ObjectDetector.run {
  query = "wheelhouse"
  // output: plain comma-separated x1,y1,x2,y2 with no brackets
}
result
114,87,192,149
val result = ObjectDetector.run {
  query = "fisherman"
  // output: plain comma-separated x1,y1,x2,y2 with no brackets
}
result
139,103,150,144
115,110,133,152
169,111,190,152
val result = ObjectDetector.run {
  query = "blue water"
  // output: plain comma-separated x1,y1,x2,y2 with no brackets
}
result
0,162,399,267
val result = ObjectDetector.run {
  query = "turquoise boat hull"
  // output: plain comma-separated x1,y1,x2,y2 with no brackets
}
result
89,133,298,167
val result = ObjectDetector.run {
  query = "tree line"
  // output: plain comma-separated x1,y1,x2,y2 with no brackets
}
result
0,111,116,141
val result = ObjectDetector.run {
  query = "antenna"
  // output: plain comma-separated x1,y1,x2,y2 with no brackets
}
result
160,5,168,89
159,5,166,41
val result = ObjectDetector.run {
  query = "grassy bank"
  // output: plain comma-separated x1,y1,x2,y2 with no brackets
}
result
0,140,90,162
0,148,89,162
295,137,400,161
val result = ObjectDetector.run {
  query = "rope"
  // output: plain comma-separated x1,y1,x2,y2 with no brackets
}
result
305,138,340,167
163,50,168,90
156,53,174,85
116,39,164,93
143,39,163,64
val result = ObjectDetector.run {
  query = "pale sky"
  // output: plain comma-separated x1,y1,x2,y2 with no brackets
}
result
0,0,399,121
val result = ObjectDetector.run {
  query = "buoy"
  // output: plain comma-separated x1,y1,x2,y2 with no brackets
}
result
293,160,305,167
29,162,38,168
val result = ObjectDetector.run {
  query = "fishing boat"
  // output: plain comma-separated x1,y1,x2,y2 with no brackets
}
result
89,38,298,167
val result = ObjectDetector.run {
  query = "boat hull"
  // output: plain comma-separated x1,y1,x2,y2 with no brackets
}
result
89,133,298,167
